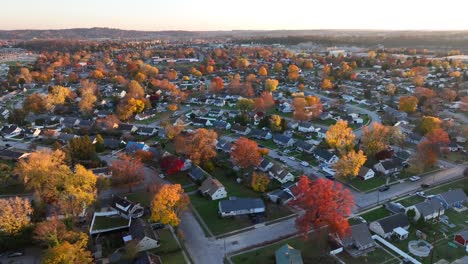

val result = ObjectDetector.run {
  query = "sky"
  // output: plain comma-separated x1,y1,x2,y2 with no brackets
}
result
1,0,467,31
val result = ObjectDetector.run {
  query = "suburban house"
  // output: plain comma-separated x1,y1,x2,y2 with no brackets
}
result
257,158,274,172
212,120,231,130
231,124,251,136
218,197,265,217
337,223,376,257
136,127,158,137
295,140,315,154
198,177,227,200
111,196,144,219
358,167,375,181
297,121,314,133
405,199,445,221
373,158,403,176
250,128,272,140
433,189,468,209
454,230,468,247
118,123,138,133
1,125,22,138
126,141,150,153
216,140,232,153
369,213,410,239
267,188,295,205
0,149,30,161
268,164,295,183
275,244,303,264
124,218,160,252
24,128,41,138
91,167,112,178
272,134,294,147
313,149,339,164
188,165,207,182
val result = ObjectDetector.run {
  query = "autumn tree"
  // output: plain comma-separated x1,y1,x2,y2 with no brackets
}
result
0,197,33,235
236,98,255,112
288,64,300,81
175,129,217,165
254,91,275,112
361,123,398,157
413,75,426,86
415,128,449,169
290,177,354,237
386,83,397,96
34,218,88,248
440,88,457,102
293,97,309,121
210,76,224,93
264,78,279,92
46,85,75,109
399,96,418,113
258,66,268,76
305,95,323,119
110,153,145,191
42,241,93,264
160,155,184,175
164,123,184,140
78,79,97,114
150,184,189,226
326,119,355,152
419,116,442,135
67,135,96,162
230,137,262,169
333,150,367,180
251,172,270,192
321,78,333,89
23,93,47,113
273,62,283,72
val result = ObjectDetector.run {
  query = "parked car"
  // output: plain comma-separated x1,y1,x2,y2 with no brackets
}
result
325,175,335,180
151,223,165,230
300,161,309,167
378,185,390,192
8,252,23,258
409,176,421,182
416,191,426,197
288,156,296,161
421,183,430,188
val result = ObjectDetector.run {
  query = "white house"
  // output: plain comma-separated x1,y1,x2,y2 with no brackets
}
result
198,177,227,200
358,167,375,181
405,199,445,221
219,198,265,217
373,158,403,176
369,213,410,240
125,218,160,252
268,164,295,184
298,121,314,133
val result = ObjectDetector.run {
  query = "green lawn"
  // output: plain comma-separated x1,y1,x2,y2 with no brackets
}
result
124,190,154,207
231,233,334,264
256,139,278,150
337,247,400,264
442,152,466,163
398,195,425,207
426,178,468,195
166,171,195,187
359,207,391,222
91,215,130,231
345,176,387,192
151,228,186,264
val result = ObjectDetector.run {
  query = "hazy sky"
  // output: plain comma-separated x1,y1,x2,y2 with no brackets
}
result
1,0,467,31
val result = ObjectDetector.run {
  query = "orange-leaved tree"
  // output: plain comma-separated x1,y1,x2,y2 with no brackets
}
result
230,137,262,169
110,153,145,192
175,128,218,165
290,176,354,237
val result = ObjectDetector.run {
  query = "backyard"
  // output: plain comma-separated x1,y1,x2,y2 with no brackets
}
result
150,228,186,264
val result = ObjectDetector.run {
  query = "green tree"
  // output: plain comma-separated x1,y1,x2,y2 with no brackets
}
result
95,134,105,152
67,136,97,162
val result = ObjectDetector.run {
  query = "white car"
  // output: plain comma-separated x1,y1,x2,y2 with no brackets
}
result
409,176,421,182
416,191,426,197
288,156,296,161
300,161,309,167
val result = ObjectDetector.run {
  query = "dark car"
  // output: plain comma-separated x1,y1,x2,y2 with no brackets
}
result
325,175,335,181
378,185,390,192
421,183,430,188
150,223,165,230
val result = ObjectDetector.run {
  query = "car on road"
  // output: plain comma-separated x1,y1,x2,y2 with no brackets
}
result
321,166,336,176
300,161,309,167
288,156,296,161
416,191,426,197
151,223,165,230
8,252,23,258
378,185,390,192
421,183,430,188
409,176,421,182
325,175,335,180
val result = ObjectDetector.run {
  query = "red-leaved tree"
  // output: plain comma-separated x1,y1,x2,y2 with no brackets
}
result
160,156,184,175
290,176,354,237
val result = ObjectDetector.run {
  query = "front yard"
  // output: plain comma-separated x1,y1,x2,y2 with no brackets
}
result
336,247,401,264
342,176,387,193
359,207,391,222
150,228,186,264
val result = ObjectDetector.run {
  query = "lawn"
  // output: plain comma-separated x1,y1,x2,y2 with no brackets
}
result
426,178,468,195
344,176,387,192
256,139,278,150
124,190,154,207
166,171,195,187
359,207,391,222
442,152,466,163
231,233,335,264
151,228,186,264
397,195,425,207
91,215,130,231
336,247,400,264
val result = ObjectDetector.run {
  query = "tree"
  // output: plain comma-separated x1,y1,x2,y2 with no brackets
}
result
34,218,88,248
150,184,189,226
386,83,397,96
78,80,97,114
236,98,255,112
95,134,105,152
110,153,145,192
419,116,442,135
0,197,33,235
210,76,224,93
59,164,97,217
164,124,184,140
230,137,262,169
264,79,279,92
42,241,93,264
269,114,283,132
415,128,450,169
333,150,367,180
15,149,71,202
321,78,333,89
23,93,47,113
441,88,457,102
175,129,217,165
8,108,27,126
361,123,396,157
293,97,309,121
305,95,323,119
135,150,154,163
413,75,425,86
288,64,300,81
251,172,270,192
273,62,283,72
258,66,268,76
254,92,275,112
290,177,354,237
47,85,74,109
160,156,184,175
67,135,96,162
399,96,418,113
326,119,355,152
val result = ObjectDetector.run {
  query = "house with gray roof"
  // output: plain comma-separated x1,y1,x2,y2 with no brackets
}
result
405,199,445,221
338,223,376,257
434,189,468,209
369,213,409,239
218,197,265,217
127,218,160,252
272,134,294,147
198,177,227,200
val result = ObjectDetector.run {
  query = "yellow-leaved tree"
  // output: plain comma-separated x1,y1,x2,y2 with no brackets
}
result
326,119,355,152
333,150,367,180
0,197,33,235
251,172,270,192
150,184,189,226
